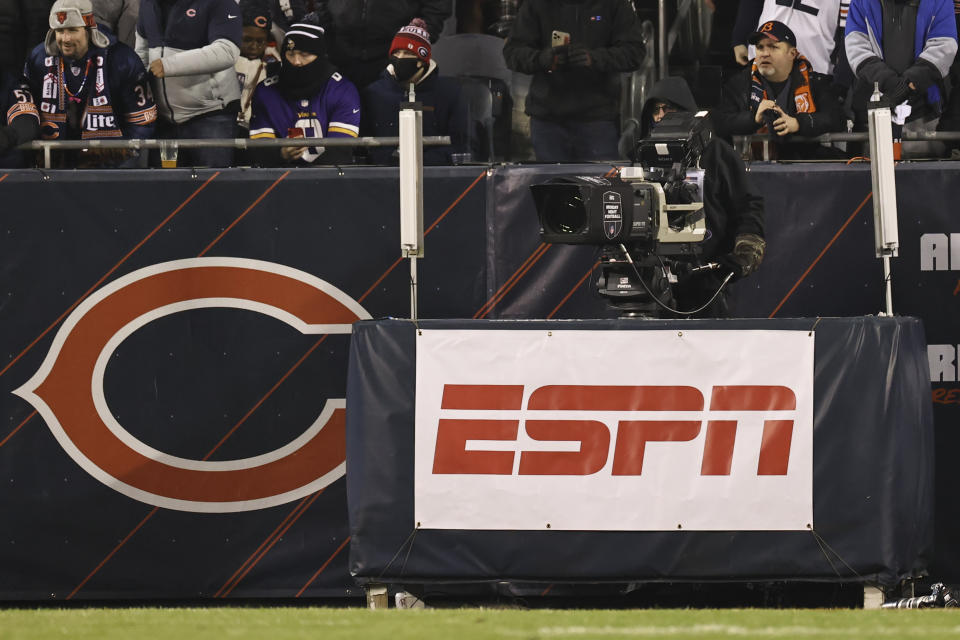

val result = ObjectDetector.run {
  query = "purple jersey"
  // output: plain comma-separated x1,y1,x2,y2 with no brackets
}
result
249,72,361,163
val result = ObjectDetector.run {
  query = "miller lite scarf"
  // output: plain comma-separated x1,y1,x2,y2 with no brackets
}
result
749,54,817,128
40,50,123,139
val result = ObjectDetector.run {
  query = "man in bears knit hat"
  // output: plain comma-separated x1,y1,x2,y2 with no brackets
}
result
361,18,467,165
269,0,449,89
249,18,361,165
22,0,157,167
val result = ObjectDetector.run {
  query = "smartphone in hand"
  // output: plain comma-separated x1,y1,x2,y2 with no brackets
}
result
551,30,571,47
287,127,305,139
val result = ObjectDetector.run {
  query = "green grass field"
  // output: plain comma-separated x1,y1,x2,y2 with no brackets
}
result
1,608,959,640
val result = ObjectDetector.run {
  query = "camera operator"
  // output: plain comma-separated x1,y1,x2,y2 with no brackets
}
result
636,76,766,318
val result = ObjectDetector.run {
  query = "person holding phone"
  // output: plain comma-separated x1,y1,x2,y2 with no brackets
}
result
502,0,645,162
248,18,360,165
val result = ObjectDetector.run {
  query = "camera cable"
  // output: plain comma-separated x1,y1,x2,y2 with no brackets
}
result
619,243,733,316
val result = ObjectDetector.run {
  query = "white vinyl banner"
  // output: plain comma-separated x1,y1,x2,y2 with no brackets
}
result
414,329,814,531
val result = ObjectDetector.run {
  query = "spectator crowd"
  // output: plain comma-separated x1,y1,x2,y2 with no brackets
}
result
2,0,959,168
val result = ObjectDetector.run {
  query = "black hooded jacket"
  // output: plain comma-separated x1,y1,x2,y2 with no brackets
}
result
502,0,645,122
638,77,765,260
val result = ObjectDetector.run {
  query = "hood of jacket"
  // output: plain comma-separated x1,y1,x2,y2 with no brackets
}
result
639,76,698,138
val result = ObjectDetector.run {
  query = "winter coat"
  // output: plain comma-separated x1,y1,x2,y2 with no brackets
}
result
502,0,644,122
361,61,467,165
136,0,242,123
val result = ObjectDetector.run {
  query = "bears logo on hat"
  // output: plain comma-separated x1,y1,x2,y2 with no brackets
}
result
390,19,432,63
747,20,798,48
45,0,110,54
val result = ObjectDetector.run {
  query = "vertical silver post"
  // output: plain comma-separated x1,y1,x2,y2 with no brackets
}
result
399,83,424,321
867,82,899,316
44,144,51,169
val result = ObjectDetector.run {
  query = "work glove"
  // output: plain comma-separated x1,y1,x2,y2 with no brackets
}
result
568,45,593,68
720,233,766,280
538,45,569,72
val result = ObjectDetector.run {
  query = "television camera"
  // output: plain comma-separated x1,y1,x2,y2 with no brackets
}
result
530,110,725,316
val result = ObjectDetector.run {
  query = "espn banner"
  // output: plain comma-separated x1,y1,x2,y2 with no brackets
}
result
413,330,814,531
347,317,932,586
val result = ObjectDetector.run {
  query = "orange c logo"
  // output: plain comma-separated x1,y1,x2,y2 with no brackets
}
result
14,258,370,512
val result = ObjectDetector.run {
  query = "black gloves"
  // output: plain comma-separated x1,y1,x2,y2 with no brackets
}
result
720,233,766,280
883,77,912,106
902,60,940,95
538,45,569,71
567,45,593,68
857,56,919,105
536,45,593,71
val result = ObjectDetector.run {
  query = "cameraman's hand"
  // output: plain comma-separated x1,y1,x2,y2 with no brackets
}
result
732,233,765,277
754,99,777,125
772,109,799,136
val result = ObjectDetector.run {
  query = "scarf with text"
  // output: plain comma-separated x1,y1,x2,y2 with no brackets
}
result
40,50,124,139
750,54,817,131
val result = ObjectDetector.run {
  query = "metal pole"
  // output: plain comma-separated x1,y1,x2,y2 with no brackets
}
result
883,255,893,316
658,0,667,79
867,82,899,316
398,82,424,321
410,256,418,321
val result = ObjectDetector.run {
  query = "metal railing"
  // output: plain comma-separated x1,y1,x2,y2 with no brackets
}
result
18,136,453,169
732,131,960,161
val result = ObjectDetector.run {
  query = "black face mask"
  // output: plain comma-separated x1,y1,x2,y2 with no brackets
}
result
389,57,424,85
280,57,331,99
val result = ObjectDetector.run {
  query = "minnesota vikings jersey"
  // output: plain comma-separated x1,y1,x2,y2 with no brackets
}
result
249,72,360,163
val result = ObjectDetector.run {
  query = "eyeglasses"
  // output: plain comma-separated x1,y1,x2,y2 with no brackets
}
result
652,103,675,115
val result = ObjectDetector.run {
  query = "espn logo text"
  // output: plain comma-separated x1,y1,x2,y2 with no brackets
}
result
432,384,796,477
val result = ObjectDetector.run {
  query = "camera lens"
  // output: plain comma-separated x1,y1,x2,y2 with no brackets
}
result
543,189,587,234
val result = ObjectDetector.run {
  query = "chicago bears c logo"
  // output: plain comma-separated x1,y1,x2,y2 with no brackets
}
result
14,258,370,513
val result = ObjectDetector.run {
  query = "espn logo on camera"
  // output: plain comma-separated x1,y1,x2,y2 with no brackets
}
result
413,329,814,531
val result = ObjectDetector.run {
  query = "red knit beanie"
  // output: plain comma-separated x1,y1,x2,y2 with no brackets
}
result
389,18,431,63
